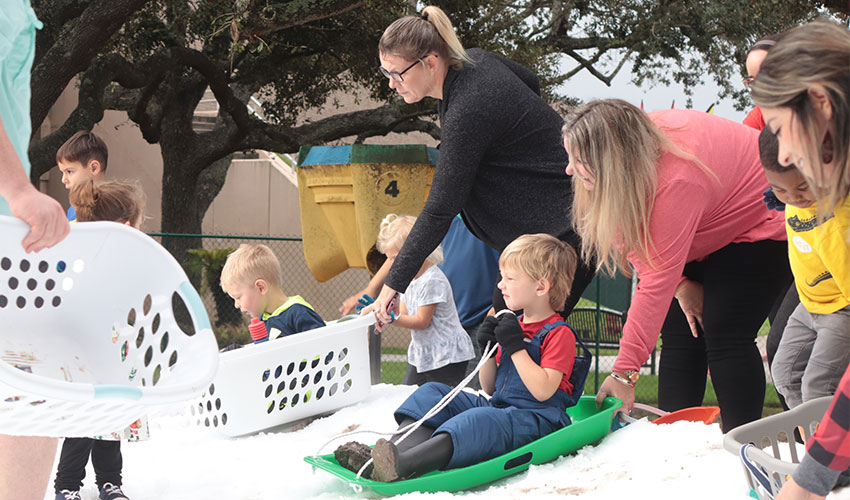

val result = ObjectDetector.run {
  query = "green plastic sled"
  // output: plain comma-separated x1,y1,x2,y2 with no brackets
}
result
304,395,622,496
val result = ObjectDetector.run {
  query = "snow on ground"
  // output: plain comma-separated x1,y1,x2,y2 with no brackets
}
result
48,384,850,500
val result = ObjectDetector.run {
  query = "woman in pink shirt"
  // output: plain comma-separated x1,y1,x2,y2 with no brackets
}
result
563,99,789,431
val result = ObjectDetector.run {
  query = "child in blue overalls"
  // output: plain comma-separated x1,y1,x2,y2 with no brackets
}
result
336,233,590,481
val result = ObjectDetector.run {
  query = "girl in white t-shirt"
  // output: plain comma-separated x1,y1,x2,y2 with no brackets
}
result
366,214,474,386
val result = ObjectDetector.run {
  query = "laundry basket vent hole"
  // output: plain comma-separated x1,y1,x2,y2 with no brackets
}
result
143,294,152,315
171,292,196,336
144,346,153,367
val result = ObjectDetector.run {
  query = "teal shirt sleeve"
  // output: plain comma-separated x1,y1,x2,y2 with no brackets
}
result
0,0,42,216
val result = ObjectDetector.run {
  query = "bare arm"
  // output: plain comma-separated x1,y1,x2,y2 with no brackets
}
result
479,357,497,395
339,258,391,315
392,303,436,331
0,116,68,253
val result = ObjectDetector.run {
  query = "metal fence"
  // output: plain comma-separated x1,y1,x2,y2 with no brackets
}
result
151,233,660,403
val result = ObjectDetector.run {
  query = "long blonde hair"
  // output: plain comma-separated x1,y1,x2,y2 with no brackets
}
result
379,5,473,70
563,99,706,276
751,20,850,214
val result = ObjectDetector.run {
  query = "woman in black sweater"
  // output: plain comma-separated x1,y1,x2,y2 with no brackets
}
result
372,5,594,324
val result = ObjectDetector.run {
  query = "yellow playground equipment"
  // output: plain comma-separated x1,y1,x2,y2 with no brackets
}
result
296,144,437,282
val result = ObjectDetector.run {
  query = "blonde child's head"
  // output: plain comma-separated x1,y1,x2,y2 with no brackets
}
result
57,130,109,189
220,244,284,319
499,234,577,311
70,179,145,229
376,214,443,265
220,244,282,290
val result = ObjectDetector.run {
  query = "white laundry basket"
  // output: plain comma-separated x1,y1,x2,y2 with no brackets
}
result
0,215,219,437
723,396,832,500
192,314,374,437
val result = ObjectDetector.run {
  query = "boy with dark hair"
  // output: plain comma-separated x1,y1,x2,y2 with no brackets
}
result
56,130,108,221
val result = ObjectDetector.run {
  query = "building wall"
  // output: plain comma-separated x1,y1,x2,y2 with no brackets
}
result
40,82,437,239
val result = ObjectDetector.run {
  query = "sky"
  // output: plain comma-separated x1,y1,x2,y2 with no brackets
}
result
558,58,749,123
47,384,850,500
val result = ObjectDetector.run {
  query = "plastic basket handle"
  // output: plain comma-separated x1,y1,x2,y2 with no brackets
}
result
177,281,212,333
740,444,776,499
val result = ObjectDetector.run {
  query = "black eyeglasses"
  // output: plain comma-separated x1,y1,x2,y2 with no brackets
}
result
379,58,423,83
742,76,756,92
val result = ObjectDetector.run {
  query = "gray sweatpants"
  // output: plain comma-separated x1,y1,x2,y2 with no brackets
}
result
771,303,850,408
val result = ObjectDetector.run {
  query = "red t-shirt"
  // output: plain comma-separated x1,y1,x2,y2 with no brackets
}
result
495,313,577,394
743,106,765,130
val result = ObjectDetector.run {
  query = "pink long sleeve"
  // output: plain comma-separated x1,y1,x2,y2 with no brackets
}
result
612,110,786,372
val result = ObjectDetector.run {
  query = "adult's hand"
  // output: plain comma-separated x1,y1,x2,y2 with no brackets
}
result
675,278,704,338
775,478,826,500
373,285,400,332
595,374,635,414
7,185,68,253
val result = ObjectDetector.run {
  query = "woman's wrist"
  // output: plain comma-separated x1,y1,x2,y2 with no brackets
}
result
610,370,639,387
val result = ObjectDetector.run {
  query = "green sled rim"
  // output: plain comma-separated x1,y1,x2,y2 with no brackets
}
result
304,395,622,496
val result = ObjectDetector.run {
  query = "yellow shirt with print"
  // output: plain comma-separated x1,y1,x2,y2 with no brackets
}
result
786,197,850,314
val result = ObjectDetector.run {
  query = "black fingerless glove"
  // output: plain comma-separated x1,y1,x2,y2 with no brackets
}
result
494,314,526,357
476,316,499,358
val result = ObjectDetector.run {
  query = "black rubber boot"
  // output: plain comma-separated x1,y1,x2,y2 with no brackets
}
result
371,432,453,482
391,417,436,454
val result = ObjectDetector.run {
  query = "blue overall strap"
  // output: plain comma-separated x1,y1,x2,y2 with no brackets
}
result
537,321,593,359
538,320,594,403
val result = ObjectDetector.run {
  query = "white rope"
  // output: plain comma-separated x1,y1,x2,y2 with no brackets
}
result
314,310,517,480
